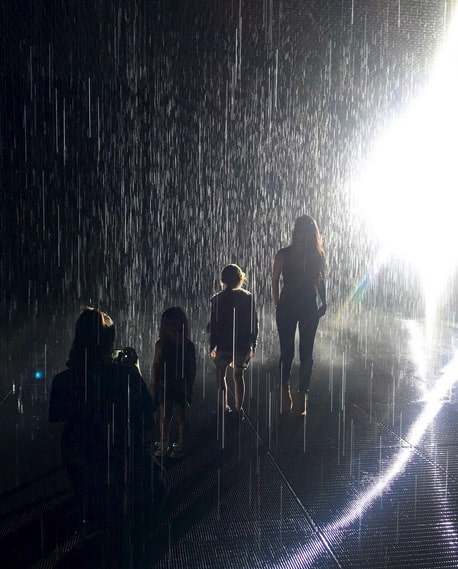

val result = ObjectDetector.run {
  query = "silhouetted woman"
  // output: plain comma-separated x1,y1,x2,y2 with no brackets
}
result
49,307,154,559
272,215,327,413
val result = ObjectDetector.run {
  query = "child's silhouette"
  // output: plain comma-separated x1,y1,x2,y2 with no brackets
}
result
151,307,196,459
209,264,258,419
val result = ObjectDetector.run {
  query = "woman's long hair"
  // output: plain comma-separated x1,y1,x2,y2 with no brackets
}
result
67,307,115,368
291,215,325,286
159,307,189,343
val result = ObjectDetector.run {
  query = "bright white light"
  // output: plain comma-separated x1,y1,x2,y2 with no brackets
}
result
405,319,428,386
353,9,458,312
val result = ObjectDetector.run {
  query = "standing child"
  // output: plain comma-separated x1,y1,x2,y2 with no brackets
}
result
151,307,196,459
209,264,258,419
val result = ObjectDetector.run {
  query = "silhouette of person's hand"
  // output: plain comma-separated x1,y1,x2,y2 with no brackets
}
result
250,350,256,359
318,303,327,318
210,348,217,360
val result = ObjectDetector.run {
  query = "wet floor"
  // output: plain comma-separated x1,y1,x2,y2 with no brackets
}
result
2,309,458,567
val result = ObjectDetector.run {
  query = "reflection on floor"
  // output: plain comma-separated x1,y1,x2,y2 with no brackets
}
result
1,314,458,568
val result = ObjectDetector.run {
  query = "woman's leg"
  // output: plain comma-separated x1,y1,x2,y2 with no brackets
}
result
276,304,297,386
298,314,319,393
276,305,297,412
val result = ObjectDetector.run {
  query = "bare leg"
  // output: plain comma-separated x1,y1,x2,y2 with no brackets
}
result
216,365,228,410
233,367,245,412
280,383,293,414
301,392,308,416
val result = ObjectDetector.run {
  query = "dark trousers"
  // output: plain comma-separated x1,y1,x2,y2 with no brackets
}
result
276,298,319,393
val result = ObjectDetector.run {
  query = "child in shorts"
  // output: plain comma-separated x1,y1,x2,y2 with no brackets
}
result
209,264,258,418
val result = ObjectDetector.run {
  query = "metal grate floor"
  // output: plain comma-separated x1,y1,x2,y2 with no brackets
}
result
3,321,458,567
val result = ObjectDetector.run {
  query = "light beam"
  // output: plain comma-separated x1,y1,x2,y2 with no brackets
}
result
353,8,458,323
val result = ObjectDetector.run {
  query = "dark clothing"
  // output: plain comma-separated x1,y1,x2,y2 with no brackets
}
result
209,288,258,353
213,349,251,370
278,245,321,300
276,297,319,392
276,245,324,392
49,360,155,536
152,338,196,407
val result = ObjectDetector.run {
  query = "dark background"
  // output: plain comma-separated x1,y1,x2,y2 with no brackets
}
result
0,0,452,389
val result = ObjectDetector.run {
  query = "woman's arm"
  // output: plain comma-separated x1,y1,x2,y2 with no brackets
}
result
272,250,284,307
317,278,327,317
249,294,258,356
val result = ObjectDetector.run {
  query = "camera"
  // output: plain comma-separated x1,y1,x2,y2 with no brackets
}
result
112,347,138,366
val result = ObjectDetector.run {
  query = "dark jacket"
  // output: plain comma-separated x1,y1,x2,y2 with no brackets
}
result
49,360,154,488
210,288,258,353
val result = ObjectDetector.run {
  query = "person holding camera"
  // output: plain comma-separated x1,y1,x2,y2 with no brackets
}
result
151,307,196,460
49,307,154,558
